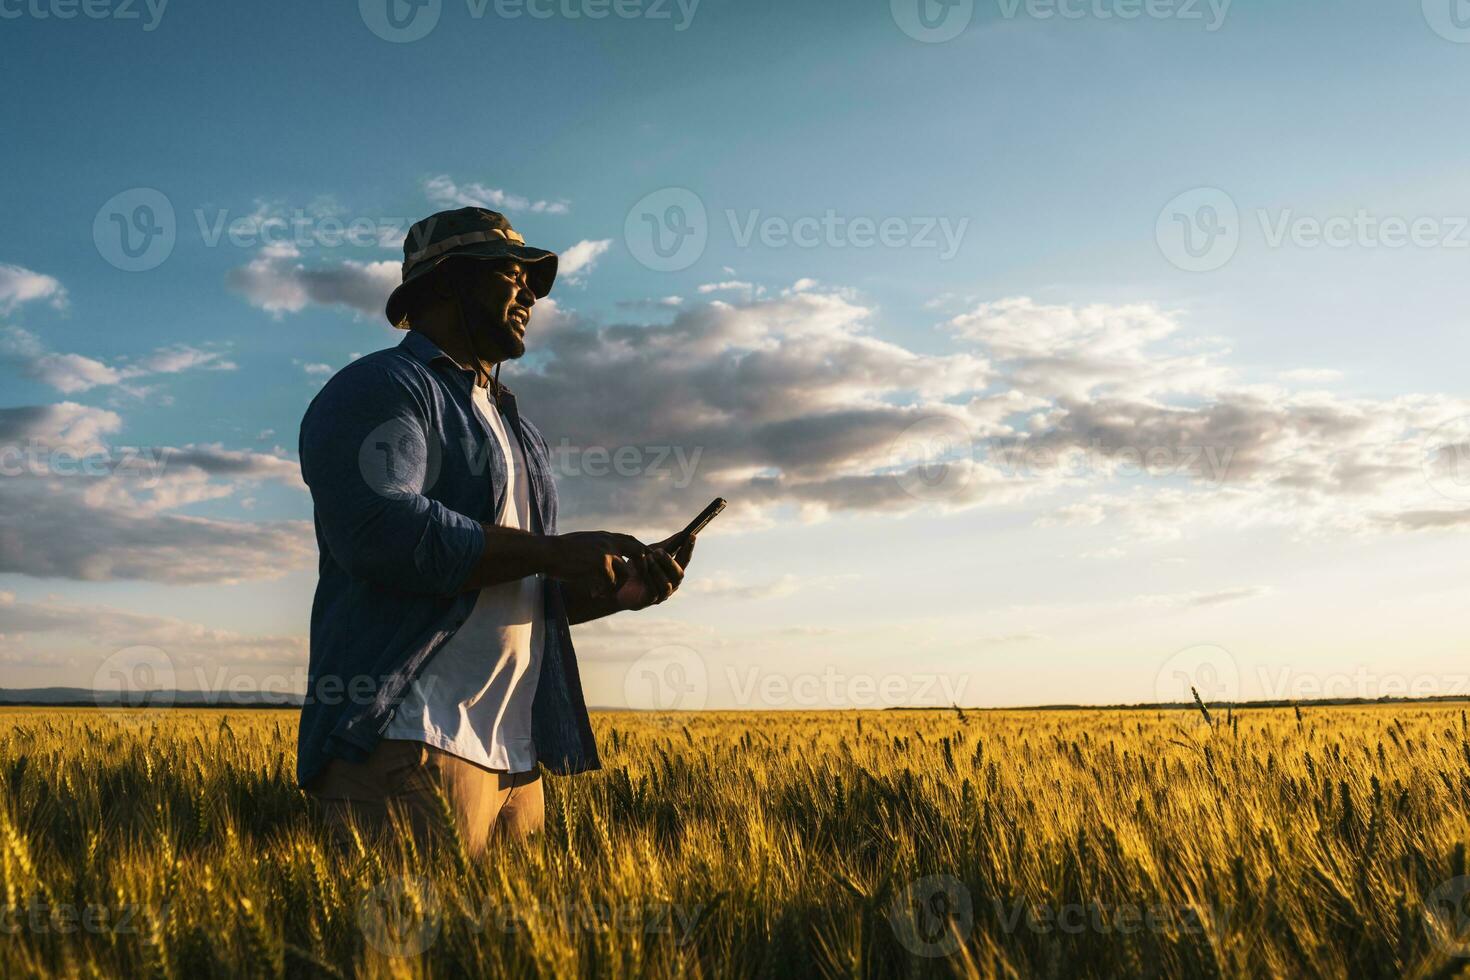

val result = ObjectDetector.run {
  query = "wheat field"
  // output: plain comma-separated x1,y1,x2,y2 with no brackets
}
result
1,704,1468,978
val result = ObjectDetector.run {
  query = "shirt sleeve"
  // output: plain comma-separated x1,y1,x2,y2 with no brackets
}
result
299,360,485,597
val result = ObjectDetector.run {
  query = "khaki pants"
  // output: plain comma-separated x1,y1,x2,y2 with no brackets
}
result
309,738,544,856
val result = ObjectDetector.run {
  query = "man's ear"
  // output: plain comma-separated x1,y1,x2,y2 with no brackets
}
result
433,258,470,297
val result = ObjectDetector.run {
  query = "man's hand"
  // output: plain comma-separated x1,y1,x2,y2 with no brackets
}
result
614,540,695,610
542,530,650,598
561,533,699,624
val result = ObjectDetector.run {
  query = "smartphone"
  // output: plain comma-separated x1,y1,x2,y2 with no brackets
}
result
672,497,726,552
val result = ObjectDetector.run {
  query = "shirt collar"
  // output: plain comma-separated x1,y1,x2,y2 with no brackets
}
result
399,329,461,371
398,329,516,400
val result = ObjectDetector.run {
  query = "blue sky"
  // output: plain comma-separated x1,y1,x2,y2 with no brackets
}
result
3,0,1470,709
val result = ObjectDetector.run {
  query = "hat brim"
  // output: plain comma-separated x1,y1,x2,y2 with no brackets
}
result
385,242,557,328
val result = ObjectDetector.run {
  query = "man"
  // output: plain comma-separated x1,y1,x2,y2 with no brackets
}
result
296,207,695,854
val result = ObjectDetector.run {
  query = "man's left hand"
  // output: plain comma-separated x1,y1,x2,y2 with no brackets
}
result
614,534,696,610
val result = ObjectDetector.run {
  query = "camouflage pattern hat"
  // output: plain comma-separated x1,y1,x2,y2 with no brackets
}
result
385,206,557,328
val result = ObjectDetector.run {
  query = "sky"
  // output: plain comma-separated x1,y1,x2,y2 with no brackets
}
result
3,0,1470,711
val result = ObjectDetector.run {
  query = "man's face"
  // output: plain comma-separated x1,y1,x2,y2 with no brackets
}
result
456,258,536,360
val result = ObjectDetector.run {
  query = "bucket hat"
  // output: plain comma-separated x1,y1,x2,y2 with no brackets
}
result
385,207,557,328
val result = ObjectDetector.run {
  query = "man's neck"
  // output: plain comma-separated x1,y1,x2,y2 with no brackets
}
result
413,324,499,388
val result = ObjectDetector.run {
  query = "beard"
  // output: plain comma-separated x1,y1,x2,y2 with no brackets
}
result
461,295,525,361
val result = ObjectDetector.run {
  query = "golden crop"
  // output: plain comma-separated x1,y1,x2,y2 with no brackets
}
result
1,705,1468,978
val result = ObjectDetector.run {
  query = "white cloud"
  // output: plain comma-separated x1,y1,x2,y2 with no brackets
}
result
510,288,1004,531
0,596,306,674
2,327,235,395
423,175,569,215
557,239,611,283
697,281,764,300
493,288,1470,544
0,403,311,583
23,350,122,393
1277,368,1343,384
130,345,237,375
226,244,399,318
1137,586,1271,608
0,264,67,315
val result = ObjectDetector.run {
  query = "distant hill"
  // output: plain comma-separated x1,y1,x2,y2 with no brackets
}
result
0,688,305,708
3,689,1466,711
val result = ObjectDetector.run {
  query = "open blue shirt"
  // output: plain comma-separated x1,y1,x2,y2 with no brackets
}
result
295,330,600,789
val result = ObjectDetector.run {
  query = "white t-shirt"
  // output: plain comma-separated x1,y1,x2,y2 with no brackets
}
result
385,383,545,772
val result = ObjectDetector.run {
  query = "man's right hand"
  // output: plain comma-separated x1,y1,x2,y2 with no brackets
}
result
541,531,649,597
